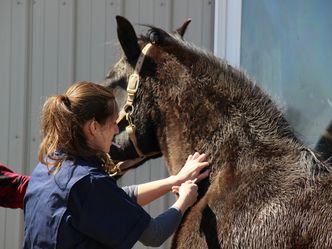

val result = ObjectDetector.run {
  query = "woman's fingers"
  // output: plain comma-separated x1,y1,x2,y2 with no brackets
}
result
196,169,210,182
192,152,200,160
198,161,209,170
172,186,180,193
196,153,207,162
175,152,209,185
172,179,197,193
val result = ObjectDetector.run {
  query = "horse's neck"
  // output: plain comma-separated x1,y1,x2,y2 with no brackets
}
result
159,111,191,175
155,53,301,174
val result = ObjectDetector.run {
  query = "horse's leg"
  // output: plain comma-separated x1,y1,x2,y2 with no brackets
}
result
199,205,221,248
171,169,232,249
171,198,217,248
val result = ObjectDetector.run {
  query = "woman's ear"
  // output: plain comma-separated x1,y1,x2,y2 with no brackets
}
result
83,119,98,138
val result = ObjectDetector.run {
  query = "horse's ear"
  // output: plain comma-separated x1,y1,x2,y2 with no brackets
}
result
116,16,140,60
175,18,191,38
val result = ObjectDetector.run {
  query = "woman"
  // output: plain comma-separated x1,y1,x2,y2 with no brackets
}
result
23,81,209,249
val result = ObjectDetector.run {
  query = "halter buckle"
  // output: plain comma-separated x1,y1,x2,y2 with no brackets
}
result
127,73,139,94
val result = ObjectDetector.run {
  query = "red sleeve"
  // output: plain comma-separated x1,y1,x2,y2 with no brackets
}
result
0,163,30,209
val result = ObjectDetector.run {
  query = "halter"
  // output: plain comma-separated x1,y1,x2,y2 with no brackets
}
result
111,43,161,176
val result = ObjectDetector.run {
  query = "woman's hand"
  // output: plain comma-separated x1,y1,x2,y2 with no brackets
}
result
173,152,209,186
171,179,199,214
136,152,209,207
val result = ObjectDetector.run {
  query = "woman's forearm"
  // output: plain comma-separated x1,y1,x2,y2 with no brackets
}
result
136,152,209,206
136,175,179,206
139,207,182,247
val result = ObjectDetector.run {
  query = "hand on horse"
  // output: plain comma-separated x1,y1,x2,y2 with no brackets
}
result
171,179,199,214
173,152,209,187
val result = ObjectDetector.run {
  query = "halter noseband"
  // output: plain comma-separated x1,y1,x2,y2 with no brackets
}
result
111,43,161,176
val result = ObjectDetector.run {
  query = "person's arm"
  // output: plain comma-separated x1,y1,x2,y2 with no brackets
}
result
139,207,182,247
136,152,209,206
0,163,30,209
139,180,198,246
121,185,138,202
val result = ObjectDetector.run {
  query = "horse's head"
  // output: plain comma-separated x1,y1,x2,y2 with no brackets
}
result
105,16,192,174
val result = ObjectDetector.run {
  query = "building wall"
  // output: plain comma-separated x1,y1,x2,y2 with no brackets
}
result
0,0,215,248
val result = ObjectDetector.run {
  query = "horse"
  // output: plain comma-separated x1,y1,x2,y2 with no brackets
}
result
104,16,332,248
315,121,332,164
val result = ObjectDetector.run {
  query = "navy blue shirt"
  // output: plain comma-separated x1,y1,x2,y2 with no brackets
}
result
23,157,151,249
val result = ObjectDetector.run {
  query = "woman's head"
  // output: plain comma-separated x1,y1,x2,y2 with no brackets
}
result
38,81,119,167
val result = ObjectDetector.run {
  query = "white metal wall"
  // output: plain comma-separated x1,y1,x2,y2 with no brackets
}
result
0,1,29,248
0,0,215,248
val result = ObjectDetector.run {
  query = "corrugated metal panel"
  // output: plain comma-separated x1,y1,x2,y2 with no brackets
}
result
0,2,14,248
27,0,76,173
0,0,29,248
0,0,215,248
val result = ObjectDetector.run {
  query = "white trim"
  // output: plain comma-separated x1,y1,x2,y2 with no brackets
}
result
213,0,227,58
214,0,242,67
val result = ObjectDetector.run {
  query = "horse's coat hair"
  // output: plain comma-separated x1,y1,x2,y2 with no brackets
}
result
105,16,332,249
315,121,332,164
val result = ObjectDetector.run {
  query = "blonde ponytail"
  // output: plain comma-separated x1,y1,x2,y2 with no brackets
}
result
38,81,118,171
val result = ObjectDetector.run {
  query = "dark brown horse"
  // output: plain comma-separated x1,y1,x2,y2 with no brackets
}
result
105,16,332,248
315,121,332,164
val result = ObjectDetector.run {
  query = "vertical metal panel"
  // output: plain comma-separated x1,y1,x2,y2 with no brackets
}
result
28,0,45,173
138,0,154,33
43,0,59,96
75,0,92,80
0,211,5,249
105,0,124,72
0,0,11,164
1,0,30,248
154,0,171,29
7,0,28,248
90,0,107,81
8,0,28,179
58,0,75,92
28,0,75,173
187,0,204,44
123,0,139,24
172,0,188,29
202,0,215,50
0,0,12,247
75,0,122,82
172,0,215,49
214,0,227,57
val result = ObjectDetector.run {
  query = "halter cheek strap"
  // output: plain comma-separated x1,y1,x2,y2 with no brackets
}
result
116,43,152,125
111,43,161,176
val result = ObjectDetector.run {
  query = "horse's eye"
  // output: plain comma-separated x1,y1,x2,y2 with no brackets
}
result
148,30,160,44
